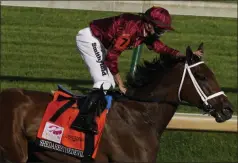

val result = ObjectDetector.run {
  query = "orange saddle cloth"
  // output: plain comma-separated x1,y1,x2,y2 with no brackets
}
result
36,89,110,159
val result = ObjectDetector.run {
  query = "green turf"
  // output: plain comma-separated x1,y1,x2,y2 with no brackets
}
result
158,130,238,162
1,6,237,162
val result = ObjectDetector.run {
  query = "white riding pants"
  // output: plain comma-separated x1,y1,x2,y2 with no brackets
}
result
76,27,116,90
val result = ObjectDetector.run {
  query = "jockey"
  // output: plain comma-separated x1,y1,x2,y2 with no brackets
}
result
73,6,203,133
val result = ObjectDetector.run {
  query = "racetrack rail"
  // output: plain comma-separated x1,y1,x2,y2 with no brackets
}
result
167,113,237,133
1,0,237,18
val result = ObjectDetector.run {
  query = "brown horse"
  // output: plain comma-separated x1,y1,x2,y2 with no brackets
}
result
0,43,233,162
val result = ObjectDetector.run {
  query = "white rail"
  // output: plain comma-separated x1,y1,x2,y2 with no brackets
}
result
1,1,237,18
167,113,237,133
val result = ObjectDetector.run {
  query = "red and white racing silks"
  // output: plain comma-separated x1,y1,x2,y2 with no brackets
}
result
90,13,180,75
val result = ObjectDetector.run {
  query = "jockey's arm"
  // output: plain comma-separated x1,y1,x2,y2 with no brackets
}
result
104,34,131,89
144,34,183,57
104,51,125,92
104,51,120,76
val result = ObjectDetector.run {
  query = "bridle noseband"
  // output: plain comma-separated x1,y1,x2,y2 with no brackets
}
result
178,61,226,113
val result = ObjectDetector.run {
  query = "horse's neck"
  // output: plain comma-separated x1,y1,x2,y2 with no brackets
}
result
128,75,181,134
154,103,177,134
137,101,177,134
118,93,178,136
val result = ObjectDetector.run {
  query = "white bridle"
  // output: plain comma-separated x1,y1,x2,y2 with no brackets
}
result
178,61,226,106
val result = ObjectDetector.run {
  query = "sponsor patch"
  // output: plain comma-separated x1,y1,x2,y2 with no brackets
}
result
42,122,64,144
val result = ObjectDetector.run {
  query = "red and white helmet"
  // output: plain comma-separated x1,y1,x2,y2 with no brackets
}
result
144,6,174,31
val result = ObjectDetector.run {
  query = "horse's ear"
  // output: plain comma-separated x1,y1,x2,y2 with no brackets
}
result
197,42,204,53
186,46,193,62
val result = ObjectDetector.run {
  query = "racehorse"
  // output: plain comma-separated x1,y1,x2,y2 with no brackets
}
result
0,43,233,162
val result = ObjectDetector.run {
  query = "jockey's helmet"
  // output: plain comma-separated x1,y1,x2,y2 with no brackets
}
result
143,6,174,36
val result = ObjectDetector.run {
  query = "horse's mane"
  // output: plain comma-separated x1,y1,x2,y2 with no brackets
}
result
126,54,186,88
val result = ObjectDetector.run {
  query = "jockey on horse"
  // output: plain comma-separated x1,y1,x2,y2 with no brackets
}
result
72,6,203,133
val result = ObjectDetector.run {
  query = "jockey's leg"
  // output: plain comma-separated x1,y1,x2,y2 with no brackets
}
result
71,27,115,133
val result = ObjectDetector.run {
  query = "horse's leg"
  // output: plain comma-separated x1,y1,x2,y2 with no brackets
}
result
0,89,29,162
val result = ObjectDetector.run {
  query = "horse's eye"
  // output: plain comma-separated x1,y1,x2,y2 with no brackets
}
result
195,73,207,80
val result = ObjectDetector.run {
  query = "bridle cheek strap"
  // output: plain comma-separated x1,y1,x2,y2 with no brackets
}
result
178,61,226,106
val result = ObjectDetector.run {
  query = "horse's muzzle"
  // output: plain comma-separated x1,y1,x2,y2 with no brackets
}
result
215,103,233,123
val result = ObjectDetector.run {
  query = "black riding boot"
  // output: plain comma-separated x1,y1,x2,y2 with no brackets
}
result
71,89,105,134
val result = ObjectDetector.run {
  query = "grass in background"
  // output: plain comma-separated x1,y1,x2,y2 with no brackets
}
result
1,6,237,162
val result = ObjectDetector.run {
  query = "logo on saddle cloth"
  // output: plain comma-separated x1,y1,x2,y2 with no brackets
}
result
36,89,111,159
42,122,64,144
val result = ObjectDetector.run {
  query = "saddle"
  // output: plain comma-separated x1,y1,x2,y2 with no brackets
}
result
35,85,123,161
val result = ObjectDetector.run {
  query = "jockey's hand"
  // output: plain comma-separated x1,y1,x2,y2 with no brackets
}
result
114,73,127,94
176,50,203,59
175,52,186,59
119,84,127,94
193,50,203,57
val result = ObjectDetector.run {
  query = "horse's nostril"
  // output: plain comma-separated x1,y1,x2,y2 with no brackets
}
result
222,107,233,117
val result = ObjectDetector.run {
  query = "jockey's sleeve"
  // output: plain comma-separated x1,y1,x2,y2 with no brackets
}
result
144,34,180,56
104,34,131,75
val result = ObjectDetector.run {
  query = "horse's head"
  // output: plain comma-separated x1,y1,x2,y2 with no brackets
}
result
178,43,233,122
126,43,233,123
